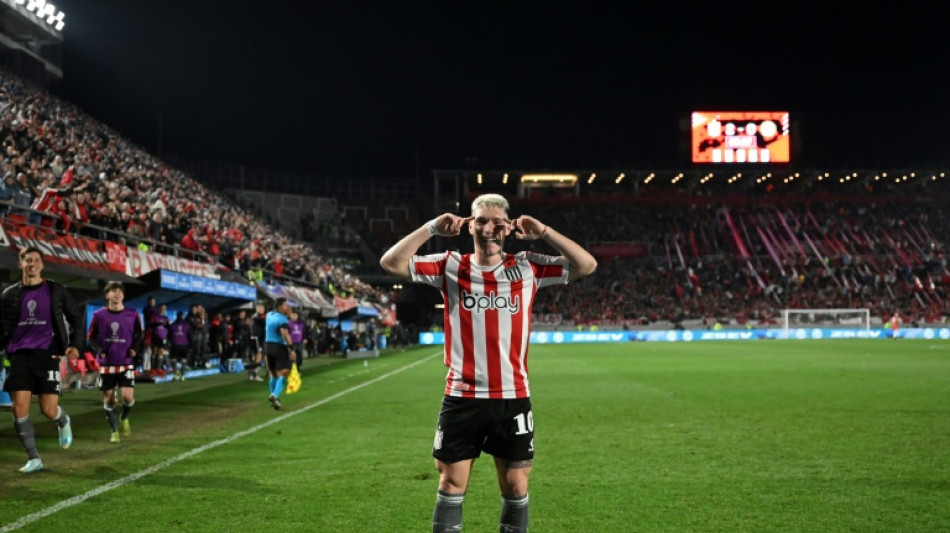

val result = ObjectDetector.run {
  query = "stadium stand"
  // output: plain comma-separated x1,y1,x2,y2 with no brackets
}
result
1,63,947,338
505,195,949,330
0,65,389,307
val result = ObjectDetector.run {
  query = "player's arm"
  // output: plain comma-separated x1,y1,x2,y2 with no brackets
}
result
379,213,472,278
87,317,103,356
280,324,296,361
61,285,84,359
511,215,598,282
130,313,143,357
0,288,8,350
541,226,598,282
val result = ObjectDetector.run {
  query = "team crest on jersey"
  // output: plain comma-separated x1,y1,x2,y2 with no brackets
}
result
460,290,520,315
503,266,523,281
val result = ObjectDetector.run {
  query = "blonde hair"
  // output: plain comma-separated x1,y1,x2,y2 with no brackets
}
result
470,193,509,215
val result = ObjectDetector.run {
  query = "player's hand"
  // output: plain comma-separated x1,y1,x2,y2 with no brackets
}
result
510,216,548,240
428,214,473,237
290,350,297,361
64,346,80,360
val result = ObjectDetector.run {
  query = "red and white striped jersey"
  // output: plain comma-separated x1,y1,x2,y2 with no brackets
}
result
410,251,569,399
100,364,134,375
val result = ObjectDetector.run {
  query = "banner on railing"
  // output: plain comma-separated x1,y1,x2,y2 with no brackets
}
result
105,241,127,272
126,248,218,279
259,282,337,316
1,222,118,271
335,295,358,313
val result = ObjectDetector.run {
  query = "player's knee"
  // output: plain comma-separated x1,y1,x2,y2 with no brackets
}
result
438,477,468,493
509,484,529,497
503,478,529,497
503,468,531,496
436,465,469,493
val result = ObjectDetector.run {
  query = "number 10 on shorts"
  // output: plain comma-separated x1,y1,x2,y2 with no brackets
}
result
513,411,533,435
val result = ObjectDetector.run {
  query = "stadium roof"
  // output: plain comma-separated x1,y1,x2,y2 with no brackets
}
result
0,0,64,81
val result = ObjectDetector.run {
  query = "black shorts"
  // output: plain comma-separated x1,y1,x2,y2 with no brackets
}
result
432,396,535,464
152,337,168,349
99,368,136,391
170,345,189,361
265,343,292,373
2,349,62,395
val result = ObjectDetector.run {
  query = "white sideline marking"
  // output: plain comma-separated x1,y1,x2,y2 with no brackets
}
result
1,353,440,532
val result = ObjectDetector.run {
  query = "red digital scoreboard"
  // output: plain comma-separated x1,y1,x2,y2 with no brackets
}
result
691,111,790,164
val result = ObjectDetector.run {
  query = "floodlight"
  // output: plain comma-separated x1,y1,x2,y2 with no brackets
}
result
520,174,578,184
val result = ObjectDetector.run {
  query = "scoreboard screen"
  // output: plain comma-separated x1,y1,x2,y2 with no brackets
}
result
691,111,790,164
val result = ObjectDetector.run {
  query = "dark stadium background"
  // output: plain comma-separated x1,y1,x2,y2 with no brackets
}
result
46,1,950,175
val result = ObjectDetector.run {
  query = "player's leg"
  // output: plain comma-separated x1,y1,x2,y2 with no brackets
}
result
172,346,187,380
493,457,532,497
38,393,72,449
248,339,264,381
155,344,167,372
270,368,289,409
11,389,43,470
102,381,120,442
433,458,473,533
8,355,56,470
493,457,531,532
119,373,135,436
486,399,534,533
431,396,486,532
265,350,287,409
36,354,71,449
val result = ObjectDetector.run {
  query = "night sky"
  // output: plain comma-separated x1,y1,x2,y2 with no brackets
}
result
47,2,950,177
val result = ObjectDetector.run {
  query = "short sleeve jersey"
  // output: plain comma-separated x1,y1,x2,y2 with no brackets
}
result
410,250,569,399
265,311,289,344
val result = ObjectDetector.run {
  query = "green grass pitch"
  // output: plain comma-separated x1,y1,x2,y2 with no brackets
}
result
1,339,948,532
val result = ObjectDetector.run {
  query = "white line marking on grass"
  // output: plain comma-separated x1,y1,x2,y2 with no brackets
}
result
1,353,440,532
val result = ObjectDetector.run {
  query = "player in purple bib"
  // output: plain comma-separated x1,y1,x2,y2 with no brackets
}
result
1,247,84,473
88,281,143,443
151,304,171,371
169,311,191,380
288,310,307,368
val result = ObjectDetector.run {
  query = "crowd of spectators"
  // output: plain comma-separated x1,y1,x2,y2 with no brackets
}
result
0,67,388,306
502,198,950,328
